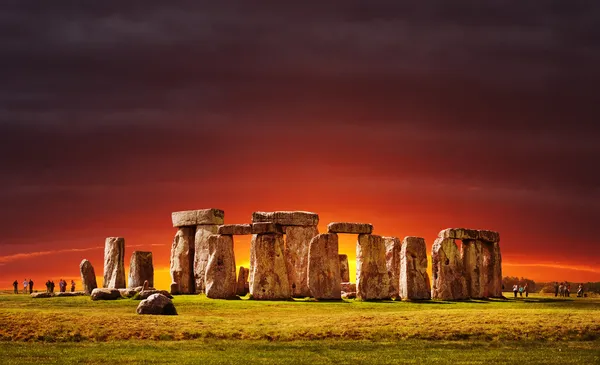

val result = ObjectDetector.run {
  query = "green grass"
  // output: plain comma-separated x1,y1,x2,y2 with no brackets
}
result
0,292,598,364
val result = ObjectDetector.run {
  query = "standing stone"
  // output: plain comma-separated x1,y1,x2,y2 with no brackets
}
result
431,237,468,300
249,233,291,300
205,235,237,299
339,254,350,282
236,267,250,296
307,233,341,300
481,239,503,298
356,234,390,300
462,240,484,298
284,225,319,297
170,227,195,294
128,251,154,288
193,224,219,293
103,237,126,289
79,259,98,295
400,237,431,300
384,236,401,299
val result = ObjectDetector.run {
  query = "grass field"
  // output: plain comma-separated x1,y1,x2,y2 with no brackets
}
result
0,292,598,364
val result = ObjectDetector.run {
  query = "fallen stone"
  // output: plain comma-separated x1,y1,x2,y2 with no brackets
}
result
307,233,341,300
384,236,401,299
119,288,138,298
400,236,431,300
31,292,53,298
205,235,237,299
285,225,319,297
171,209,224,227
339,254,350,283
342,292,356,299
103,237,126,289
128,251,154,288
236,267,250,296
252,211,319,226
327,222,373,234
91,288,122,301
193,224,219,293
218,224,252,235
356,234,390,300
438,228,479,240
431,237,468,300
249,233,291,300
170,227,195,294
79,259,98,295
341,282,356,293
251,222,283,234
136,289,173,300
136,294,177,315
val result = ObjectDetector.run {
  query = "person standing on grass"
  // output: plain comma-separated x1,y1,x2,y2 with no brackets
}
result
577,284,583,297
518,286,524,297
524,283,529,298
13,280,18,294
513,284,518,298
554,282,559,297
70,280,75,292
23,279,28,294
50,280,55,293
28,279,34,294
559,283,564,297
566,283,570,297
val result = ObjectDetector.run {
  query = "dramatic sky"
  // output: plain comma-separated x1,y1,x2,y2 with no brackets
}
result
1,1,599,290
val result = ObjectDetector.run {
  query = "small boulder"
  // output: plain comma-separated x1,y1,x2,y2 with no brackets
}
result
90,288,122,301
136,294,178,315
136,290,173,300
119,288,138,298
31,292,54,298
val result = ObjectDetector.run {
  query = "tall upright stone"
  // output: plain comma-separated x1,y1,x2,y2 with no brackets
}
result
461,240,484,298
128,251,154,288
236,266,250,296
103,237,126,289
283,225,319,297
170,227,195,294
431,236,468,300
480,235,502,298
205,235,237,299
79,259,98,295
400,237,431,300
384,236,401,299
249,232,291,300
194,225,219,293
339,254,350,283
308,233,341,300
356,234,390,300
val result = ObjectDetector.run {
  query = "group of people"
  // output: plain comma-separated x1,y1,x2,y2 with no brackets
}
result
12,279,75,294
512,283,530,298
554,282,585,297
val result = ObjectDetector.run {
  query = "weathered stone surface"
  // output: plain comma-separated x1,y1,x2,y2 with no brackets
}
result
170,282,179,295
252,211,319,226
136,294,178,315
307,233,341,300
384,236,401,299
461,240,484,298
103,237,126,289
136,289,173,300
79,259,98,295
478,230,500,243
170,227,195,294
119,288,138,298
249,233,291,300
31,292,53,298
342,292,356,299
400,236,431,300
328,222,373,234
431,237,468,300
205,235,237,299
438,228,479,240
193,225,219,293
341,282,356,293
172,209,224,227
356,234,390,300
285,225,319,297
481,240,503,297
339,254,350,282
251,222,283,234
91,288,122,301
218,224,252,235
128,251,154,288
236,267,250,296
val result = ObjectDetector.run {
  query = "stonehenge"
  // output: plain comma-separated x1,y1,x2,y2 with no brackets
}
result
249,228,291,300
356,234,390,300
307,233,341,300
236,267,250,296
170,226,195,294
384,236,401,299
205,234,237,299
128,251,154,288
400,237,431,300
136,293,178,315
79,259,98,295
103,237,126,289
339,254,350,283
328,222,373,234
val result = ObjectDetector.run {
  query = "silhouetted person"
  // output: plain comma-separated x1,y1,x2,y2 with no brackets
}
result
23,279,28,294
524,283,529,298
46,280,51,293
559,283,564,297
13,280,18,294
70,280,75,292
554,282,559,297
577,284,583,297
50,280,55,293
28,279,34,294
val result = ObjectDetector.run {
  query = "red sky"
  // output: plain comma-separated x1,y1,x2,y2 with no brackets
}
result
1,2,599,289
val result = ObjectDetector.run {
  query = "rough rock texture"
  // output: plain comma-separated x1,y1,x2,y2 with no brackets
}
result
251,222,283,234
79,259,98,295
356,234,390,300
284,225,319,297
170,227,195,294
341,282,356,293
400,236,431,300
172,209,224,227
307,233,341,300
103,237,126,289
481,240,503,298
252,211,319,226
136,289,173,300
136,294,178,315
342,292,356,299
236,267,250,296
461,240,484,298
384,236,401,299
205,234,237,299
119,288,138,298
431,237,468,300
193,224,219,293
249,233,291,300
438,228,479,240
328,222,373,234
170,282,179,295
128,251,154,288
31,292,53,298
91,288,122,301
479,230,500,243
218,224,252,235
339,254,350,283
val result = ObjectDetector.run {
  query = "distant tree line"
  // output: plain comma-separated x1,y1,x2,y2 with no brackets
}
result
502,277,600,294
